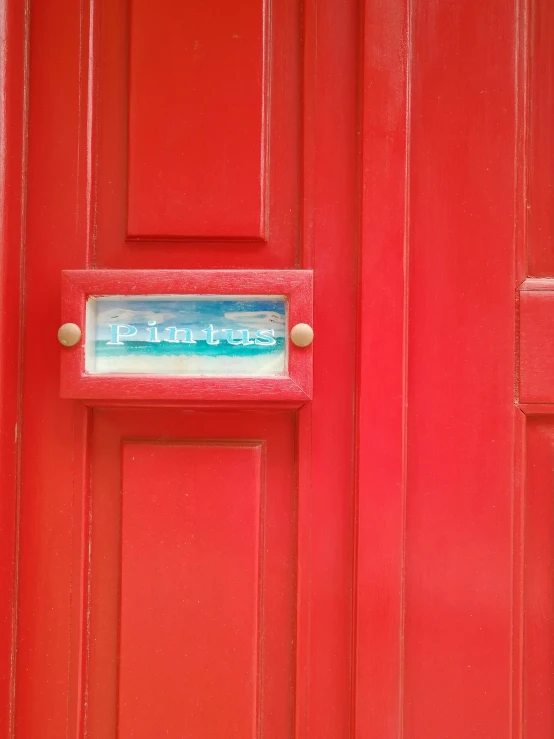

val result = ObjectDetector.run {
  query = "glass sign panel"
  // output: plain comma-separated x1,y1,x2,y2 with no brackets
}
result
85,295,287,376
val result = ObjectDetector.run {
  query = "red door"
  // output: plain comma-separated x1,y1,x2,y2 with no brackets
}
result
0,0,551,738
5,1,357,737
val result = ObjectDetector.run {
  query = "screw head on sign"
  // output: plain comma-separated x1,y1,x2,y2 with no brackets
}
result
58,323,82,347
290,323,314,347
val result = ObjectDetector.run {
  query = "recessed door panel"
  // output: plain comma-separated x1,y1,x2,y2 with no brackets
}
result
127,0,267,240
527,0,554,276
120,442,261,738
519,287,554,403
86,410,296,739
95,0,301,268
523,417,554,738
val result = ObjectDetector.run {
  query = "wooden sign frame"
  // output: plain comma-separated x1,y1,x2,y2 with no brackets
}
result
60,270,313,403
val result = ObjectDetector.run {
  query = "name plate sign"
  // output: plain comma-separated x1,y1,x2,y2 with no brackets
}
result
60,269,312,403
86,295,287,376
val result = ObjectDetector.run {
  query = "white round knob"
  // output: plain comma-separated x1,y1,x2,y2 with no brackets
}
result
58,323,82,347
290,323,314,347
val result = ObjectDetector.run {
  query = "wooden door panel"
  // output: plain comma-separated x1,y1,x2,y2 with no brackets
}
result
523,416,554,738
120,443,262,736
527,0,554,276
519,284,554,404
96,0,301,267
87,409,296,739
128,0,268,240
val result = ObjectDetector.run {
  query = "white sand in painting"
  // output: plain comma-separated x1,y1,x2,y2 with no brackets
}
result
91,353,286,376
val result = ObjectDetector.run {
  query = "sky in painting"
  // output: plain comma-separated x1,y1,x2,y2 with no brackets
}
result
90,296,287,342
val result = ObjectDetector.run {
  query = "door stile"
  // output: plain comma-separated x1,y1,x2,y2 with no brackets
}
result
512,3,528,734
0,1,29,736
516,0,554,703
357,0,518,736
70,1,98,733
514,0,529,288
355,0,411,736
296,0,361,736
511,407,526,739
15,0,93,735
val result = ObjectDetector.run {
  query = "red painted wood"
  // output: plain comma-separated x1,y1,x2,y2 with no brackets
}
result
509,1,554,736
9,0,547,737
127,0,267,239
60,269,313,402
513,0,554,699
522,416,554,738
400,0,516,736
298,0,359,736
512,406,525,738
0,1,27,734
14,1,357,738
355,0,409,736
86,410,296,738
356,0,520,736
519,285,554,403
119,442,262,737
527,0,554,276
95,0,301,268
15,0,92,735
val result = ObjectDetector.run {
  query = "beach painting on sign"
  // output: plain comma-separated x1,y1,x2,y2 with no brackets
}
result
85,295,287,376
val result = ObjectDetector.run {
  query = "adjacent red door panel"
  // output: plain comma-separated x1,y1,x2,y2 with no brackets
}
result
516,1,554,733
523,417,554,738
519,285,554,403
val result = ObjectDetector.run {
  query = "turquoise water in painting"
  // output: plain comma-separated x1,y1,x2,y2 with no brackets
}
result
94,337,285,358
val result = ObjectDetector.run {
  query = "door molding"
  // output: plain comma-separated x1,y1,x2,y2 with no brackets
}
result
0,1,28,735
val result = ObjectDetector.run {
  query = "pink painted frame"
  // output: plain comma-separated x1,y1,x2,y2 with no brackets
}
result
60,270,312,402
